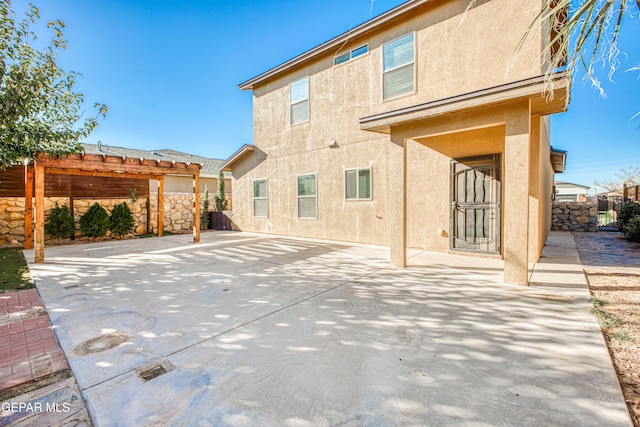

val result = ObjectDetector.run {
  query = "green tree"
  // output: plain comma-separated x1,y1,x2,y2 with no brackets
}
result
524,0,639,94
44,202,74,241
215,170,229,211
0,1,107,169
79,202,109,238
200,185,210,229
109,202,134,238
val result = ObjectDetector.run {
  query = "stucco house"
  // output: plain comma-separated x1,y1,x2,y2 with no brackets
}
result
221,0,570,285
554,181,590,202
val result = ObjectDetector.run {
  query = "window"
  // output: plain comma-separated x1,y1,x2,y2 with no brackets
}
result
297,174,317,219
334,44,369,65
290,77,309,125
253,179,268,217
345,168,371,200
383,33,414,100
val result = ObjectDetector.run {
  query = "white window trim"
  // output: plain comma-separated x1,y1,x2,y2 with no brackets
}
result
382,32,416,101
334,44,369,66
297,173,318,220
290,76,310,126
345,167,373,201
253,178,268,218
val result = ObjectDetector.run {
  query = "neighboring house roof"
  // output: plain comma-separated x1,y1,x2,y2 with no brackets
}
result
550,148,567,174
554,181,590,190
81,143,227,177
238,0,431,90
219,144,255,172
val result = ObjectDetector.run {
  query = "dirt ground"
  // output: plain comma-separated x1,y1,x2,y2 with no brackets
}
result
573,232,640,426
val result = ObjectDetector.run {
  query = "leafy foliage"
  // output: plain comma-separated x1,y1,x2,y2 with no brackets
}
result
215,170,229,211
619,201,640,231
522,0,639,96
79,202,109,238
0,1,107,169
109,202,134,238
622,210,640,243
44,202,74,240
200,185,210,229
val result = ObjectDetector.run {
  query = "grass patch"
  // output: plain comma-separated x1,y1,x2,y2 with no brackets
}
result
0,247,34,293
590,296,633,342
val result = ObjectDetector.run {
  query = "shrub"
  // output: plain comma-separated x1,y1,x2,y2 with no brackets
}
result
110,202,134,238
44,203,74,241
79,202,110,238
623,215,640,243
618,201,640,230
200,185,210,230
215,169,229,211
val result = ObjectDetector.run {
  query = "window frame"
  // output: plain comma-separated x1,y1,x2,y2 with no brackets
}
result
253,178,268,218
345,167,372,201
382,32,416,101
297,173,318,220
334,44,369,66
290,76,310,126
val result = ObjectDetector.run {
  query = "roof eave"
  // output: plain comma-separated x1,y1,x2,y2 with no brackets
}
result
219,144,255,172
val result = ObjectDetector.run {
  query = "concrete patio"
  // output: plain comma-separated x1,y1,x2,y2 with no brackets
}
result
24,231,631,426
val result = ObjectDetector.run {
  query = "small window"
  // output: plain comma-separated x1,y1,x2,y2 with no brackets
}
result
297,174,317,219
383,33,414,100
345,168,371,200
253,179,268,218
334,44,369,65
290,77,309,125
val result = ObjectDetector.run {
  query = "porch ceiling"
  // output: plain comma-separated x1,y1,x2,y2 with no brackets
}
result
359,72,571,134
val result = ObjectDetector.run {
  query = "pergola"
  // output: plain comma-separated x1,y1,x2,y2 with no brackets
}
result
25,152,202,263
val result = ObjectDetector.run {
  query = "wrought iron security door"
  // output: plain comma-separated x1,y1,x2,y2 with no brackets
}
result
450,155,501,254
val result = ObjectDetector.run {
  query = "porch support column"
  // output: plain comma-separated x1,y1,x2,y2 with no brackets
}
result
193,173,200,243
389,135,407,267
157,177,164,237
503,101,531,285
34,165,45,263
24,165,34,250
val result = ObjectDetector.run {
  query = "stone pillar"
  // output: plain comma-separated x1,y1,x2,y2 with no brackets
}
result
193,173,200,243
389,135,407,267
503,102,531,285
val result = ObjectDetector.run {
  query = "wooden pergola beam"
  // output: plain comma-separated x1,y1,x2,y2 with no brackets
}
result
34,165,45,263
35,157,200,176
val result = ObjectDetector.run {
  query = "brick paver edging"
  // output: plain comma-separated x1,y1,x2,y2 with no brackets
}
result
0,289,69,390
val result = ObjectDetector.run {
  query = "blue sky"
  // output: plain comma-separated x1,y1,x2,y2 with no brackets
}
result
21,0,640,192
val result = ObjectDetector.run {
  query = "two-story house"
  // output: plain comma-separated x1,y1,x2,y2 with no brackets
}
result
221,0,570,285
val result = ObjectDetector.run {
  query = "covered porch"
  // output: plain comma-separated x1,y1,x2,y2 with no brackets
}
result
360,73,571,285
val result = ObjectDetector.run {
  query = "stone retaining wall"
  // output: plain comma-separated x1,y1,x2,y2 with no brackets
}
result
0,194,210,245
552,201,598,232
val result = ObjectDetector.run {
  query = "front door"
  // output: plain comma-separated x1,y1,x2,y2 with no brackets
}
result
450,155,501,254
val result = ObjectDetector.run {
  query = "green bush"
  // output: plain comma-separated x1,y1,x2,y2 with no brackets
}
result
44,203,74,240
618,201,640,230
623,215,640,243
79,202,110,238
200,185,210,230
109,202,134,238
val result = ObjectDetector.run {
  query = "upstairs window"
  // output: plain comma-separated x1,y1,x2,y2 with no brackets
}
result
345,168,371,200
383,33,415,100
253,179,268,218
290,77,309,125
334,44,369,65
